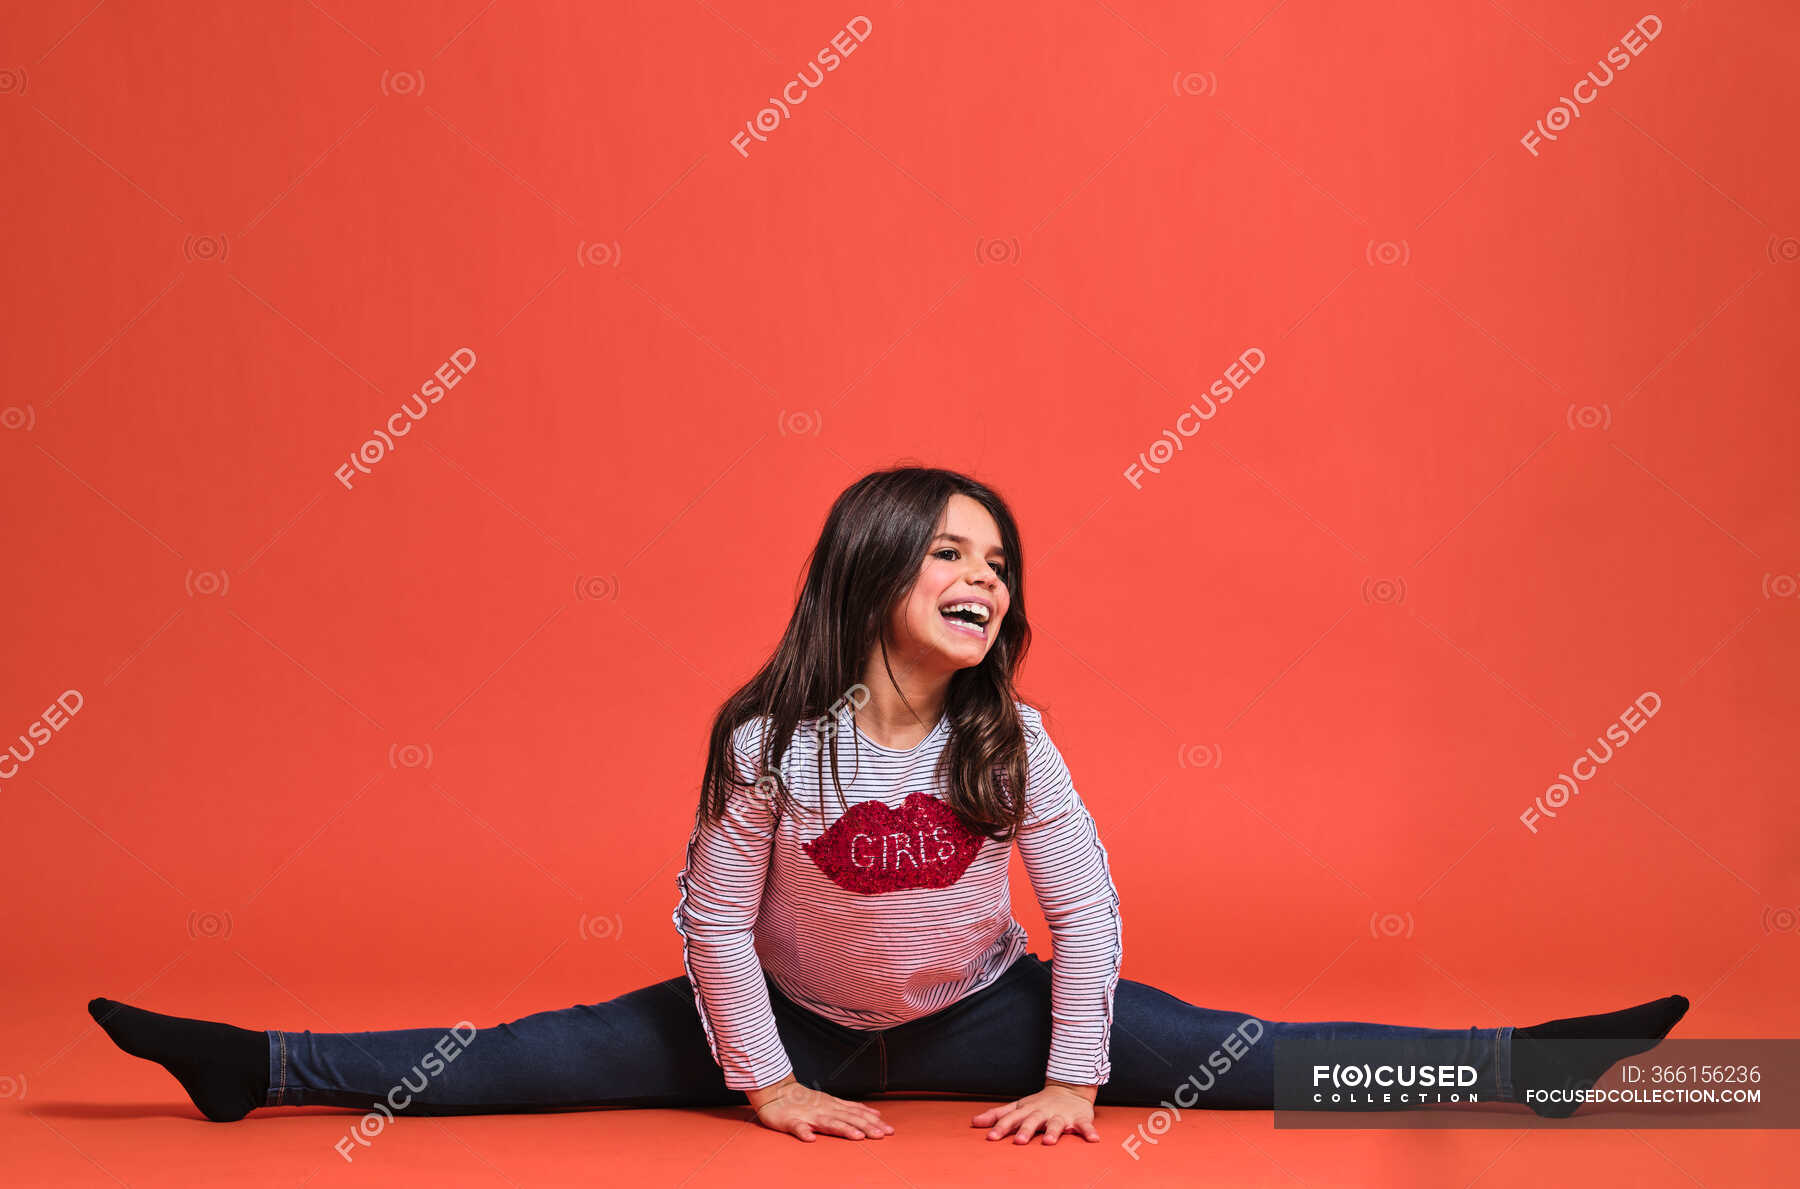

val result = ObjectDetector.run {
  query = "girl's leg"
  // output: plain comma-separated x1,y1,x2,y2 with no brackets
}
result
880,953,1512,1109
268,975,753,1113
1098,974,1512,1110
269,972,888,1114
94,971,884,1120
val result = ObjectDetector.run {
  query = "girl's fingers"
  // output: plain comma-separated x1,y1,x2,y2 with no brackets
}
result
1076,1119,1102,1142
1013,1112,1046,1143
973,1100,1020,1127
836,1097,890,1127
763,1093,898,1143
841,1105,888,1134
1043,1121,1065,1145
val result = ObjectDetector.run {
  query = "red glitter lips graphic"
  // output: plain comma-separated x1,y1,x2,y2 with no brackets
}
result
802,792,985,894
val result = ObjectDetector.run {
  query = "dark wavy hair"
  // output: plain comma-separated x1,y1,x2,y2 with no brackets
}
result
697,465,1034,842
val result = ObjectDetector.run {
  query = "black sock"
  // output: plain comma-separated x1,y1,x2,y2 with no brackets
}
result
1510,994,1689,1118
87,997,269,1122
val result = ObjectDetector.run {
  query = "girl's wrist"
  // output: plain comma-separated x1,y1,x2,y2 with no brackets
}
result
745,1073,798,1110
1044,1078,1098,1102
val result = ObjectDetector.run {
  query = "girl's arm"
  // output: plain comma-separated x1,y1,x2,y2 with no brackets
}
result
673,721,795,1092
1013,709,1124,1090
676,720,894,1142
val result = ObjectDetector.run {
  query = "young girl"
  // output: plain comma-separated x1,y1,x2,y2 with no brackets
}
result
90,466,1690,1143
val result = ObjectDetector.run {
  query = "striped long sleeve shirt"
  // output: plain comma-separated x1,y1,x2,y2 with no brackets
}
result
672,699,1123,1091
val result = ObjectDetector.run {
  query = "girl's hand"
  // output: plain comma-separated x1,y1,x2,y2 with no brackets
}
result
746,1074,895,1142
973,1082,1101,1145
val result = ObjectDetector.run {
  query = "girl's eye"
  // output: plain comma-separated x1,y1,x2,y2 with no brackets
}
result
936,547,1007,581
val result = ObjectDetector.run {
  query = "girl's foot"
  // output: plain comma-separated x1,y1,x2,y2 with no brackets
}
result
1510,993,1689,1118
87,997,268,1122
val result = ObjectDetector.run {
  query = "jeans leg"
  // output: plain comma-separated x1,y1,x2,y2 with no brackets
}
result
880,954,1514,1110
1101,975,1515,1110
265,973,883,1114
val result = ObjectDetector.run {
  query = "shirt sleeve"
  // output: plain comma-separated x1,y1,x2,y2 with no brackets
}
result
1015,707,1124,1086
671,717,794,1090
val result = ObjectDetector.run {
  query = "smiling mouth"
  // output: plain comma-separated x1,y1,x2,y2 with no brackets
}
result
938,605,990,639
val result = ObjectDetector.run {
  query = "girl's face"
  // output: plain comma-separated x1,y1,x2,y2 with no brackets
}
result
886,494,1011,673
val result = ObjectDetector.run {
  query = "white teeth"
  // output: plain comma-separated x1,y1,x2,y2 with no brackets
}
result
939,601,990,623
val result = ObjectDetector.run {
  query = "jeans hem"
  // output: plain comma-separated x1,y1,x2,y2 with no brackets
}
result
1495,1025,1515,1102
266,1029,288,1107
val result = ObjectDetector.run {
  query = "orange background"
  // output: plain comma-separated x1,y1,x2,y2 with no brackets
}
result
3,0,1796,1184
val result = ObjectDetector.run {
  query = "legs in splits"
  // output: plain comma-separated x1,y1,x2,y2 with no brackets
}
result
91,955,1687,1123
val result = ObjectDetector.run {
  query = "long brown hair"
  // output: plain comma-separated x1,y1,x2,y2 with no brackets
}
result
697,465,1034,841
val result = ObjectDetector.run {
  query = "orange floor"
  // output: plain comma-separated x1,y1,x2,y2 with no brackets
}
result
10,981,1791,1187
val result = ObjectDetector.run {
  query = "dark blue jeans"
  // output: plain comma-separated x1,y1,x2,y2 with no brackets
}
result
267,952,1514,1113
